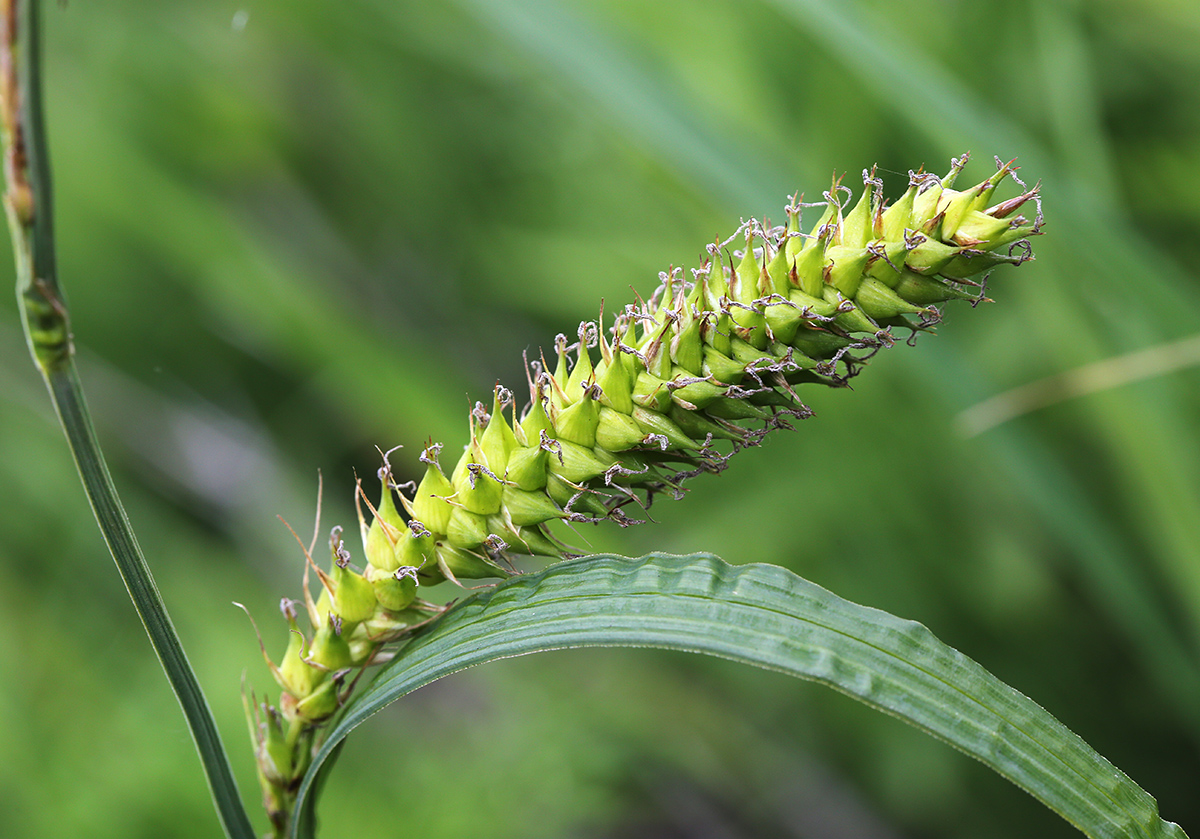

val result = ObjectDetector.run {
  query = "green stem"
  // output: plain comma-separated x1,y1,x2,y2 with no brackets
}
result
2,2,255,837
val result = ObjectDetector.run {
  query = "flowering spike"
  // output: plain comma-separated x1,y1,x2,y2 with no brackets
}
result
254,156,1043,826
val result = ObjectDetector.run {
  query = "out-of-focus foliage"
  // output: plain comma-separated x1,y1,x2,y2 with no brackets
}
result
1,1,1197,837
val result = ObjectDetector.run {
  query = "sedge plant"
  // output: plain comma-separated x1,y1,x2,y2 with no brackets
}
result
2,1,1189,838
245,155,1044,831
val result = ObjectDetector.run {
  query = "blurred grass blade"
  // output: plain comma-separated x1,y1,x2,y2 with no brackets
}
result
292,553,1186,839
931,344,1200,735
3,1,254,836
957,333,1200,436
444,0,777,206
765,0,1034,156
768,0,1200,724
769,1,1200,631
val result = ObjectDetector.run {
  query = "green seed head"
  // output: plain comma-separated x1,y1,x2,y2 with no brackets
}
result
253,156,1043,838
262,154,1042,742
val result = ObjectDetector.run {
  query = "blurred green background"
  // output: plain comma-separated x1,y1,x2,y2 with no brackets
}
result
2,0,1199,836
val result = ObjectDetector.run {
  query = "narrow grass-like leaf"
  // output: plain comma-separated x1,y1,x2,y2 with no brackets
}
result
44,367,257,839
443,0,776,205
292,553,1186,839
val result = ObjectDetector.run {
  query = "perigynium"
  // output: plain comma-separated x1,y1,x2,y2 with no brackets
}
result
244,152,1041,834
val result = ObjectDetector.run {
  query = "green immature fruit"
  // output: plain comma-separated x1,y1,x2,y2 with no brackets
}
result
502,485,566,526
437,542,512,581
289,673,344,723
450,438,504,515
366,565,418,612
307,613,354,671
326,528,377,626
407,444,455,534
272,600,324,701
246,697,292,787
364,470,406,573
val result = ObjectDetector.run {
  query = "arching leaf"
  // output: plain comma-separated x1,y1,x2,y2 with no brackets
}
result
292,553,1186,839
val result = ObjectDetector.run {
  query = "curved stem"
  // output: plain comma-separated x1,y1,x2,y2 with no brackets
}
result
1,2,256,837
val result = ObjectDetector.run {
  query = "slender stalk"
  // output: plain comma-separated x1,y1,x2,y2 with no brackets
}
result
1,2,255,837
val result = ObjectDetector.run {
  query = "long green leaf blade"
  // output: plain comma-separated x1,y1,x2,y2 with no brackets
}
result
292,553,1185,839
